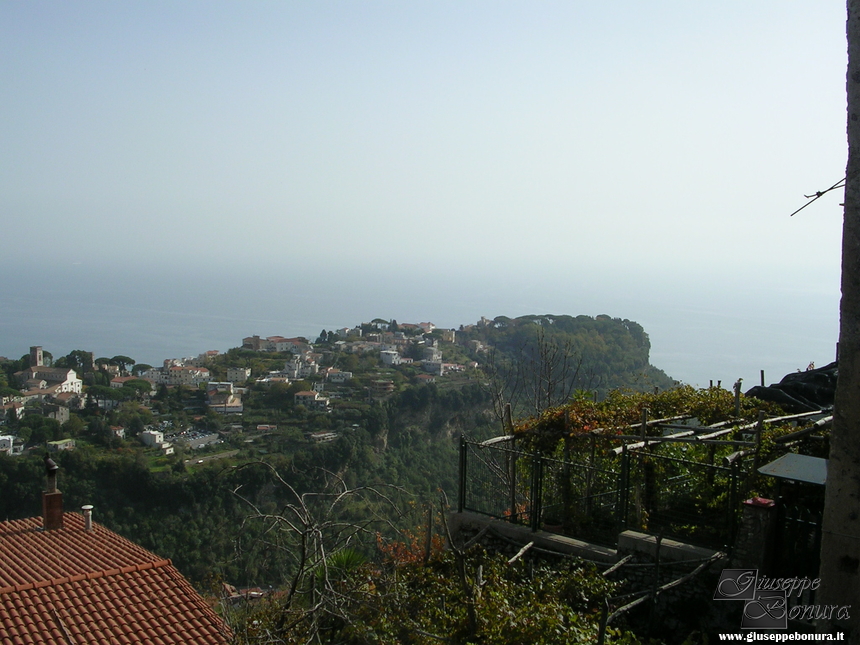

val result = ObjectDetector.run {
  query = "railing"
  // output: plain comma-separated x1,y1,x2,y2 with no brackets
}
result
619,448,743,550
458,436,748,550
774,504,822,579
458,439,533,525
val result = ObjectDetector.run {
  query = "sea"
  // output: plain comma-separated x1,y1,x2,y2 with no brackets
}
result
0,263,840,390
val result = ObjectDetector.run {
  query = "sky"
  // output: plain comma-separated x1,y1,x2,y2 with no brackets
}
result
0,1,848,387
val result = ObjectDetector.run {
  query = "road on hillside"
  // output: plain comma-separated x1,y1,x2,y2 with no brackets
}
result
185,450,239,465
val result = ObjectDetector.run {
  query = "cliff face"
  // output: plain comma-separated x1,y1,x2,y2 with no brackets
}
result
461,314,675,408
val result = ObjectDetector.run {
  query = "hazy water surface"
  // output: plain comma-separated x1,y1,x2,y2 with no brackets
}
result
0,264,839,390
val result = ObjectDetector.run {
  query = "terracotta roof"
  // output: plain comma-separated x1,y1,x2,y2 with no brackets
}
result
0,513,230,644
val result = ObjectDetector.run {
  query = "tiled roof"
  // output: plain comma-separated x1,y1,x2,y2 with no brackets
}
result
0,513,230,644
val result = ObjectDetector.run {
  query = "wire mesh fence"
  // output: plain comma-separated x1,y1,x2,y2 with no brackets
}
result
774,504,822,579
458,439,533,525
458,436,749,550
537,454,623,545
619,449,742,549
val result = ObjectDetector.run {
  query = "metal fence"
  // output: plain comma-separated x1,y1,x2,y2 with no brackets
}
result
774,504,822,579
619,448,742,549
457,439,533,525
458,436,748,550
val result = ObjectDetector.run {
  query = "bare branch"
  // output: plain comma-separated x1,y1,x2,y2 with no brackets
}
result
789,177,845,217
229,460,415,641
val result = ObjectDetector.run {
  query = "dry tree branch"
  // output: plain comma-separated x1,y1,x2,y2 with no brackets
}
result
789,177,845,217
228,460,413,640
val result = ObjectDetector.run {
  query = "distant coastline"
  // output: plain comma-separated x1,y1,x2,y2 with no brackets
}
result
0,265,838,390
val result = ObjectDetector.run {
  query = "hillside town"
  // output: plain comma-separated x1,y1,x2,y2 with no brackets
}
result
0,319,485,458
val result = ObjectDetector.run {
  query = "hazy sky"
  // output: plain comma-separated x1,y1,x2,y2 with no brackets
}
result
0,2,848,386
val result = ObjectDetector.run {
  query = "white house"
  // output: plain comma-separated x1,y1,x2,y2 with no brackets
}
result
0,404,22,425
380,350,401,366
143,366,210,386
243,335,310,354
167,366,210,386
327,370,353,384
336,327,362,338
140,430,164,447
226,367,251,383
294,390,330,411
423,346,443,362
207,382,243,414
279,338,310,354
283,357,318,379
422,360,445,376
189,351,219,366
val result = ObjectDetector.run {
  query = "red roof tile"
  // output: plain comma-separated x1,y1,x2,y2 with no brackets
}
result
0,513,230,644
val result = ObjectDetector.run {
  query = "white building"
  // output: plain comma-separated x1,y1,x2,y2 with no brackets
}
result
189,351,219,367
207,382,243,414
15,366,83,395
226,367,251,383
336,327,362,338
307,431,338,443
283,357,318,379
143,366,211,386
423,346,443,362
140,430,164,447
327,370,353,384
243,335,310,354
380,350,402,366
422,360,445,376
294,390,330,411
166,366,210,386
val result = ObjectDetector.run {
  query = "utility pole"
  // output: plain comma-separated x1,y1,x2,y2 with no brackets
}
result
818,2,860,640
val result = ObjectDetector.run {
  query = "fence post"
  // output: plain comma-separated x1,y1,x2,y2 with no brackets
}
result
617,444,629,538
531,454,543,532
707,445,716,486
586,432,596,518
753,410,765,474
504,402,518,524
562,409,572,530
458,435,467,513
648,535,663,632
728,459,739,553
508,449,518,524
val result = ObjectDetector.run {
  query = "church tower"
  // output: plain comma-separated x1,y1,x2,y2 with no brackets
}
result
30,346,44,367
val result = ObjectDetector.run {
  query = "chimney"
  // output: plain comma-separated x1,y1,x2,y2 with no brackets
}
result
81,505,93,531
42,454,63,530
